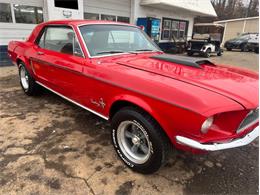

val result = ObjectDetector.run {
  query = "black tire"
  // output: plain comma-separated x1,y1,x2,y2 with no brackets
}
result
254,47,259,54
187,51,193,56
217,51,222,56
226,47,232,51
241,44,247,52
204,48,211,58
18,63,40,96
111,107,171,174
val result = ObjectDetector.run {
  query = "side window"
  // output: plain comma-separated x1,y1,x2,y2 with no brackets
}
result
37,26,84,57
44,27,74,54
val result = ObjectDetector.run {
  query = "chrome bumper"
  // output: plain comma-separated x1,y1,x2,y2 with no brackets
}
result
176,126,259,151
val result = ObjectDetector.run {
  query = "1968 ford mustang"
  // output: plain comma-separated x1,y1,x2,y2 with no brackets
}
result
8,20,259,174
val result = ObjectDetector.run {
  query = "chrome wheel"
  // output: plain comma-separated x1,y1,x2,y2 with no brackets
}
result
117,121,151,164
20,66,29,90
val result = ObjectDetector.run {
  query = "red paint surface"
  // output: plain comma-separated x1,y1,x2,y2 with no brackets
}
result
8,20,259,152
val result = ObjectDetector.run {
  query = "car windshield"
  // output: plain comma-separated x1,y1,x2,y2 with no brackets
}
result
235,34,251,40
79,24,160,57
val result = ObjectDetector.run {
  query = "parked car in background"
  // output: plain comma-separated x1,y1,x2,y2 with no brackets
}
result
224,33,259,52
187,33,223,57
187,23,224,58
8,20,259,174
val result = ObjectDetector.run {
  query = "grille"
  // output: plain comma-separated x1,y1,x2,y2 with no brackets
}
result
237,108,259,133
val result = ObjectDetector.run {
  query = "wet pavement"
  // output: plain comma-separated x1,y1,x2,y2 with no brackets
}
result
0,51,258,194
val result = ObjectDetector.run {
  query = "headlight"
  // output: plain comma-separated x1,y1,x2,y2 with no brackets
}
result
201,117,214,134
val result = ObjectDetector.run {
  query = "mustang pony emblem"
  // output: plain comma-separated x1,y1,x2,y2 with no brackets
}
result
90,98,106,109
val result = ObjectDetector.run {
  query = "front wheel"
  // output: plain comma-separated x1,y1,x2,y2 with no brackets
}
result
111,107,171,174
203,48,211,58
226,47,232,51
255,47,259,54
187,51,193,56
241,44,247,52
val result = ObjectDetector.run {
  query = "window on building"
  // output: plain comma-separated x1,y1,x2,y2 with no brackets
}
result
101,14,116,21
117,16,130,23
54,0,78,10
84,12,99,20
179,21,186,38
0,3,12,23
13,4,43,24
161,18,188,41
162,19,171,40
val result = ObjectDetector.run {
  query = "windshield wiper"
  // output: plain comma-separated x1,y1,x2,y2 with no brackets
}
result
96,50,125,55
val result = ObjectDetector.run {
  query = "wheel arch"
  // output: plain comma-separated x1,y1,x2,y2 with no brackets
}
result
16,56,35,79
16,57,25,67
108,95,173,138
108,96,173,147
109,97,154,120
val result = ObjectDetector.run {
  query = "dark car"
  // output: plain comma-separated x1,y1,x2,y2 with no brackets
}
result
224,33,258,52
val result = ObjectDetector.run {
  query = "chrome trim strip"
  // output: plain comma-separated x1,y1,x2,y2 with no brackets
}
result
36,81,109,120
69,24,86,59
76,25,91,58
176,126,259,151
237,108,259,133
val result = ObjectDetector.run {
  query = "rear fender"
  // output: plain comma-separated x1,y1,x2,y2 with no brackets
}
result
16,55,35,79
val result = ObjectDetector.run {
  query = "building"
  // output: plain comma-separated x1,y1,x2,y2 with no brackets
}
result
0,0,216,65
214,16,259,44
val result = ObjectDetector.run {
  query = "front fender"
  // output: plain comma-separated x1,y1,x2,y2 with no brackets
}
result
108,94,155,118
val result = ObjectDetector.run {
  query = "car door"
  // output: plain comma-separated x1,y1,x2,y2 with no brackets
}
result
30,25,86,98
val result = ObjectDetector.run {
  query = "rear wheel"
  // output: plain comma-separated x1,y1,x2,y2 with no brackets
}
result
226,47,232,51
187,51,193,56
19,63,40,96
241,44,247,52
111,107,171,174
204,48,211,58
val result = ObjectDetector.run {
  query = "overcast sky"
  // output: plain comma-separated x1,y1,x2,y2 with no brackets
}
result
242,0,250,6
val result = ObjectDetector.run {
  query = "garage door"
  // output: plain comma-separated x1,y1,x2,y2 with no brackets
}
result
83,0,131,23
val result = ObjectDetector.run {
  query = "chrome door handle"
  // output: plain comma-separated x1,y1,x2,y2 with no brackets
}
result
37,51,44,55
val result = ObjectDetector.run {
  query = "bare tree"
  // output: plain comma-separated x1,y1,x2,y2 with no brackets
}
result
195,0,259,23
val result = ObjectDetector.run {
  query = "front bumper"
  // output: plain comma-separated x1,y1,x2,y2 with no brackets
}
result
176,126,259,151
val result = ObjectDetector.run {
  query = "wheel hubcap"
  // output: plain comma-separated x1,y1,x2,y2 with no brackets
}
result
117,121,151,164
20,66,29,90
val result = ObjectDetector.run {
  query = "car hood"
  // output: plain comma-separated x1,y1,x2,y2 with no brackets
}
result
116,54,258,109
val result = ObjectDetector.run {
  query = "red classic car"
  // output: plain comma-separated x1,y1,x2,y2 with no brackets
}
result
8,20,259,174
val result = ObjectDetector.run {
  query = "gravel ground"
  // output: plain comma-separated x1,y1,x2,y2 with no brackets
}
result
0,51,258,195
